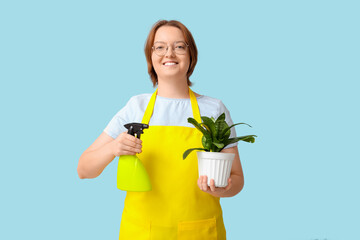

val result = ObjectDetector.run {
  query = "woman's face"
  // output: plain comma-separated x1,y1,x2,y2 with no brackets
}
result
151,26,190,83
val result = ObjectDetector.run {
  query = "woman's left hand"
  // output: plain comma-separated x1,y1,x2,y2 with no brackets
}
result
197,175,232,196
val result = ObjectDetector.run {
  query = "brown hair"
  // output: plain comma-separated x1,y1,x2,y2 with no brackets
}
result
144,20,198,87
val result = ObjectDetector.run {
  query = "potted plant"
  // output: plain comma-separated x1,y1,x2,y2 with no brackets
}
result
183,113,256,187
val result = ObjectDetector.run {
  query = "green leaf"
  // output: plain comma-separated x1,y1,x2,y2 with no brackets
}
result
183,148,208,160
213,142,224,149
215,113,226,122
201,116,216,136
188,114,257,154
202,135,212,151
187,117,211,138
200,123,210,132
220,123,253,140
215,120,229,140
224,135,257,146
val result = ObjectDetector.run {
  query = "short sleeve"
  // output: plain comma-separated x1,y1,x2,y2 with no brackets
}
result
103,95,149,138
217,101,238,149
103,101,131,139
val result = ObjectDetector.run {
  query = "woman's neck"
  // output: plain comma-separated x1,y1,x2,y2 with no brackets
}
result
157,78,190,99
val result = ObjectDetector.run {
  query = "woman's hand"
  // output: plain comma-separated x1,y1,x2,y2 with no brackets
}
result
110,132,142,156
197,175,232,197
78,131,142,179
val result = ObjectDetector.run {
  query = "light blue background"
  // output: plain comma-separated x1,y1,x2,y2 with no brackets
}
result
1,0,359,239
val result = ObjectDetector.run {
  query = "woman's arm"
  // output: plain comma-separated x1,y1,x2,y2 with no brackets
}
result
77,132,142,179
197,146,244,198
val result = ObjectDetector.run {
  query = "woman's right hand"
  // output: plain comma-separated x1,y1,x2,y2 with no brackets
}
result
78,131,142,179
110,132,142,156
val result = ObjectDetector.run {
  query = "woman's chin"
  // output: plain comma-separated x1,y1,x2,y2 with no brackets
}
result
158,74,187,82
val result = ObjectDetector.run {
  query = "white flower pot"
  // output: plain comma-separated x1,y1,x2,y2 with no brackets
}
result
197,151,235,187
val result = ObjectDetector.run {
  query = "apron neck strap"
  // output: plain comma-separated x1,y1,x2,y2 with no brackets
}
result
141,88,201,124
189,88,201,123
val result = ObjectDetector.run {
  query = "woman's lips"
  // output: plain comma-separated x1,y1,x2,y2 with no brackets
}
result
163,61,178,66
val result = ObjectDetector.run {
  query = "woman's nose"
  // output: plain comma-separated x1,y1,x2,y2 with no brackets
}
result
164,46,175,57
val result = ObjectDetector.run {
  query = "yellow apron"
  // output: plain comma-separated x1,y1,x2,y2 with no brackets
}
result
119,88,226,240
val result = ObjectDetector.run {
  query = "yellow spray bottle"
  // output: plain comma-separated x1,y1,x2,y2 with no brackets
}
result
116,123,152,192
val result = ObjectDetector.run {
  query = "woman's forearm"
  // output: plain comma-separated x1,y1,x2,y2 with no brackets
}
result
77,142,115,179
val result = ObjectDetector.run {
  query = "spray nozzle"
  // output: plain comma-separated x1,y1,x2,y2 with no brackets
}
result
124,123,149,139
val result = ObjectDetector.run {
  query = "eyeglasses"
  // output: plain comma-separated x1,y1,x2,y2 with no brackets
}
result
152,41,189,56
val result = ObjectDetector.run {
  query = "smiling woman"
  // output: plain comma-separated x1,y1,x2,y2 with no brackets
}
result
144,20,198,88
78,19,244,240
150,26,191,93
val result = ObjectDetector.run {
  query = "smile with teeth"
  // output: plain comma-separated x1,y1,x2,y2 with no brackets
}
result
163,62,178,66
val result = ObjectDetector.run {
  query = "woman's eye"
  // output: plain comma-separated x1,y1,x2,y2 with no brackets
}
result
156,46,164,50
176,45,185,49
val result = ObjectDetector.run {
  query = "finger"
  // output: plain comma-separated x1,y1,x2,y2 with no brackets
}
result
121,144,142,154
224,178,232,191
202,176,208,191
197,177,202,189
120,150,138,156
123,138,142,149
119,145,141,155
209,179,216,192
199,176,204,191
126,134,142,144
115,132,127,140
198,176,203,191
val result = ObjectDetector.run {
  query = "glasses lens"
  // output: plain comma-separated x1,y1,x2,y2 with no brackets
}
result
154,43,167,56
153,42,188,56
174,42,187,55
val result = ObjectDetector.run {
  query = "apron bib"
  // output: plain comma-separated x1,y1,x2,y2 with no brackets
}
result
119,88,226,240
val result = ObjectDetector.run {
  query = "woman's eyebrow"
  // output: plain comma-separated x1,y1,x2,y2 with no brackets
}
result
154,40,185,44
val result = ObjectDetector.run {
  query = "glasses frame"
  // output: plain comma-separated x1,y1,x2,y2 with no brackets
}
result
152,41,189,56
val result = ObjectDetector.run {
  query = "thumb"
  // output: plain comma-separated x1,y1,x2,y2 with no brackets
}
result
116,131,128,140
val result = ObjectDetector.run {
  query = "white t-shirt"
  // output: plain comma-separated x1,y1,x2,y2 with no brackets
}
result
104,93,238,149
